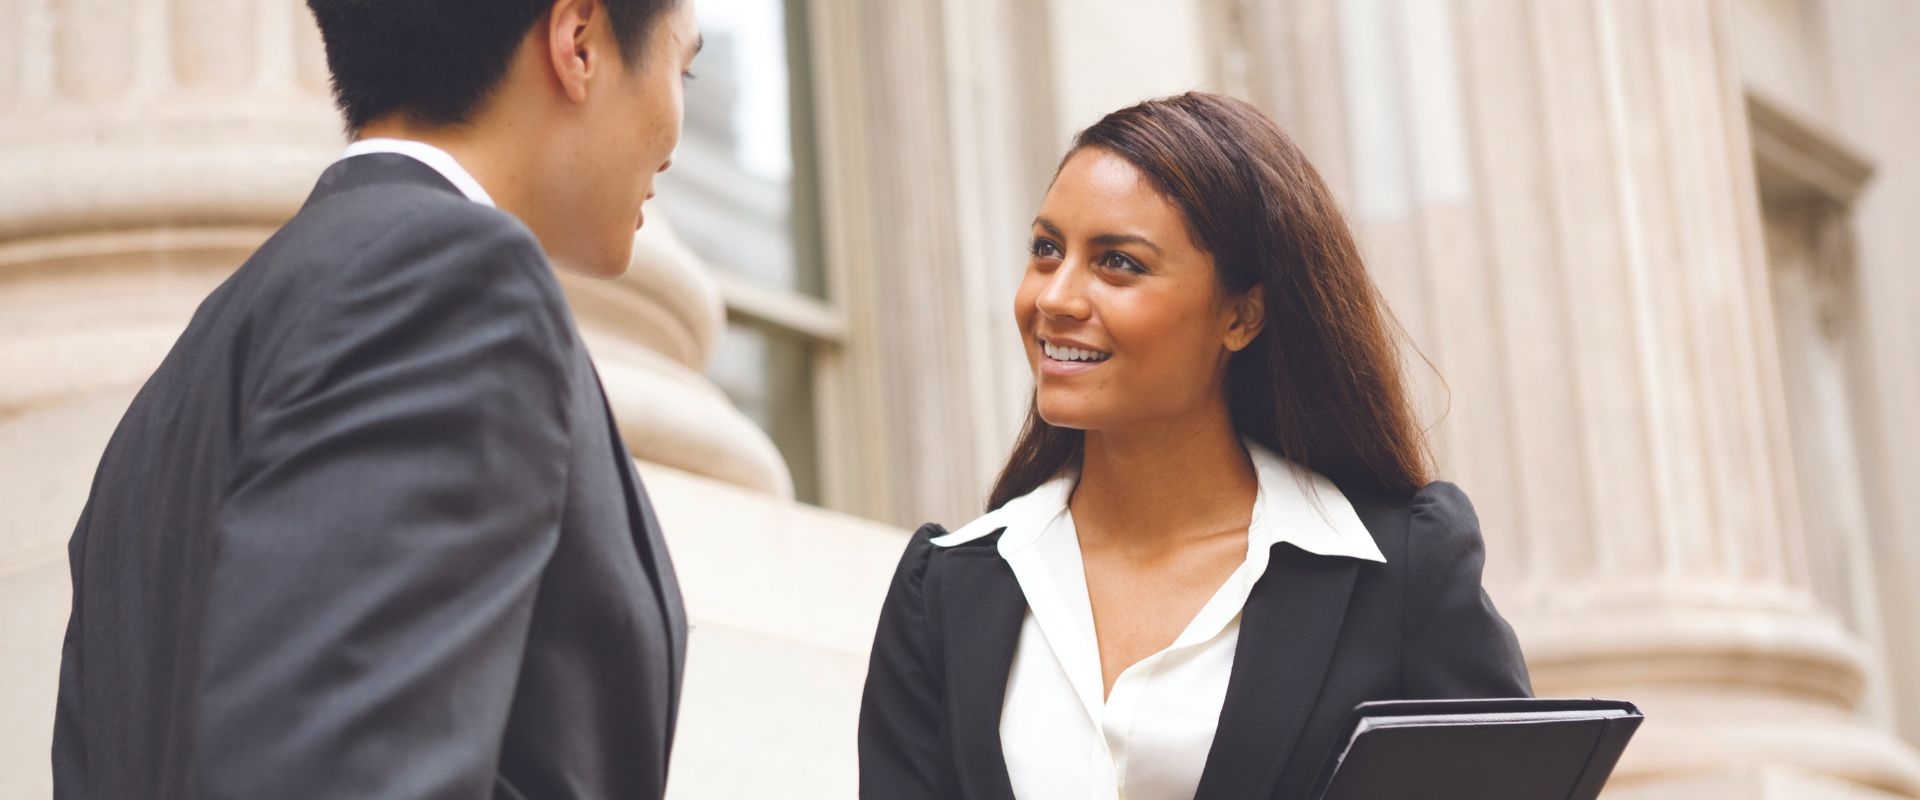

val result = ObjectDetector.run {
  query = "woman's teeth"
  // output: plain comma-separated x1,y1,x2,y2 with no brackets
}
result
1042,342,1112,363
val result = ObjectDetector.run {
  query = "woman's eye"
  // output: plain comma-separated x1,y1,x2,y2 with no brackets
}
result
1029,238,1062,259
1101,252,1146,274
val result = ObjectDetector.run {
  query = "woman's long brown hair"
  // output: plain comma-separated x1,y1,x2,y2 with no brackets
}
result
987,92,1432,510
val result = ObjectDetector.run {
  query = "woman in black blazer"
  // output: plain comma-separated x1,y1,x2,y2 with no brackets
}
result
859,92,1530,799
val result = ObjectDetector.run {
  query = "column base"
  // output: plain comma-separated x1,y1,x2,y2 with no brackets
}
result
1515,596,1920,798
1609,764,1912,799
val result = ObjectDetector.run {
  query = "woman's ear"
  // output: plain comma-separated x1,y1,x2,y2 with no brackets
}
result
1225,289,1266,352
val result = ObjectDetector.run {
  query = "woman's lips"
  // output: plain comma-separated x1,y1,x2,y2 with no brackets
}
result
1039,356,1103,378
1037,341,1111,378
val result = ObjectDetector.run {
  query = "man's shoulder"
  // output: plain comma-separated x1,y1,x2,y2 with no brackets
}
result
294,181,541,269
243,181,559,323
205,181,569,381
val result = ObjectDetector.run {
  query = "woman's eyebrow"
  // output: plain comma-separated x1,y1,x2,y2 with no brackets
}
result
1032,217,1164,256
1089,233,1163,256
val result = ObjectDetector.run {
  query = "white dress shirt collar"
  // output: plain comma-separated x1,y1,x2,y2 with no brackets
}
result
935,440,1387,567
942,441,1385,800
338,138,497,208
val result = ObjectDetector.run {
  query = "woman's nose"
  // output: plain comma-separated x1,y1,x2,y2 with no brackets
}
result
1034,263,1092,321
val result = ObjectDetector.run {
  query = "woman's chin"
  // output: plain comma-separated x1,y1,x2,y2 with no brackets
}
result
1035,400,1099,432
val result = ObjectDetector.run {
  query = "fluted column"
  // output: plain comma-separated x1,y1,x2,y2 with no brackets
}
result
1229,0,1919,795
564,218,793,497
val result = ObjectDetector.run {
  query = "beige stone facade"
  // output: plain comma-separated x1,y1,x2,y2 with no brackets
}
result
3,0,1918,797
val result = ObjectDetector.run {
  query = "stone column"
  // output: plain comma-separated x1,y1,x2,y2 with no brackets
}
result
800,0,989,526
1227,0,1920,795
0,2,784,793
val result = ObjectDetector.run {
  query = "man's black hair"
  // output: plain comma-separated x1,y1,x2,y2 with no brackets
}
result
306,0,678,134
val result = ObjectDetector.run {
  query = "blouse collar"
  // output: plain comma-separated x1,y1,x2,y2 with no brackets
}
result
935,440,1387,571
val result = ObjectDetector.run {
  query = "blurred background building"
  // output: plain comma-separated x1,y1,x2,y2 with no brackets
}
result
2,0,1918,796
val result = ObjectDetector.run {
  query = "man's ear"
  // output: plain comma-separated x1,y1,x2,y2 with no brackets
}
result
1224,288,1266,353
546,0,601,104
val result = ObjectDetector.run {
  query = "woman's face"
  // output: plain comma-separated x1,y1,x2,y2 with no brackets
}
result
1015,148,1262,434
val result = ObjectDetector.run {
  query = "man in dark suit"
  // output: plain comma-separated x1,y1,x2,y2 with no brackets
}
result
52,1,703,797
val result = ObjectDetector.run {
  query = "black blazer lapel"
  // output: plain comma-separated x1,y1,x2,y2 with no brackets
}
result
938,547,1025,800
1193,544,1361,800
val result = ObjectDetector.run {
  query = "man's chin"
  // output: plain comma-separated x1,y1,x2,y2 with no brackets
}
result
549,251,630,280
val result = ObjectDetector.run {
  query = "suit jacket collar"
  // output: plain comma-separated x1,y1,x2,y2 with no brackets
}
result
302,152,466,209
338,138,496,206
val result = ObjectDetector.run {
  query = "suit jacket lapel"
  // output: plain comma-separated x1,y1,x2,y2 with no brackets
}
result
620,453,688,708
1193,544,1360,800
591,376,688,743
938,547,1025,800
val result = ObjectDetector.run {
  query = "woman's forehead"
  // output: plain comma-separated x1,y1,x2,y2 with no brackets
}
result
1041,151,1190,241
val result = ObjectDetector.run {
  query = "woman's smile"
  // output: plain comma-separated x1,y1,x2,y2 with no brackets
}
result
1038,335,1113,378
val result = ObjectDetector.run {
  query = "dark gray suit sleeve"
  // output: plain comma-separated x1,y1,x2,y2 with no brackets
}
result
859,525,951,799
192,212,575,799
1402,482,1534,698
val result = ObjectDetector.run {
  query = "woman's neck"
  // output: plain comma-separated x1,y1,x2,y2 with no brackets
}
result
1071,405,1258,552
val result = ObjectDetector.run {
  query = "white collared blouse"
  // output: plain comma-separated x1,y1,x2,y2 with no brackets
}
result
932,443,1387,800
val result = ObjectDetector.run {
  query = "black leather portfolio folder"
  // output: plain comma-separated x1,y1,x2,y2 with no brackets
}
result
1308,698,1643,800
